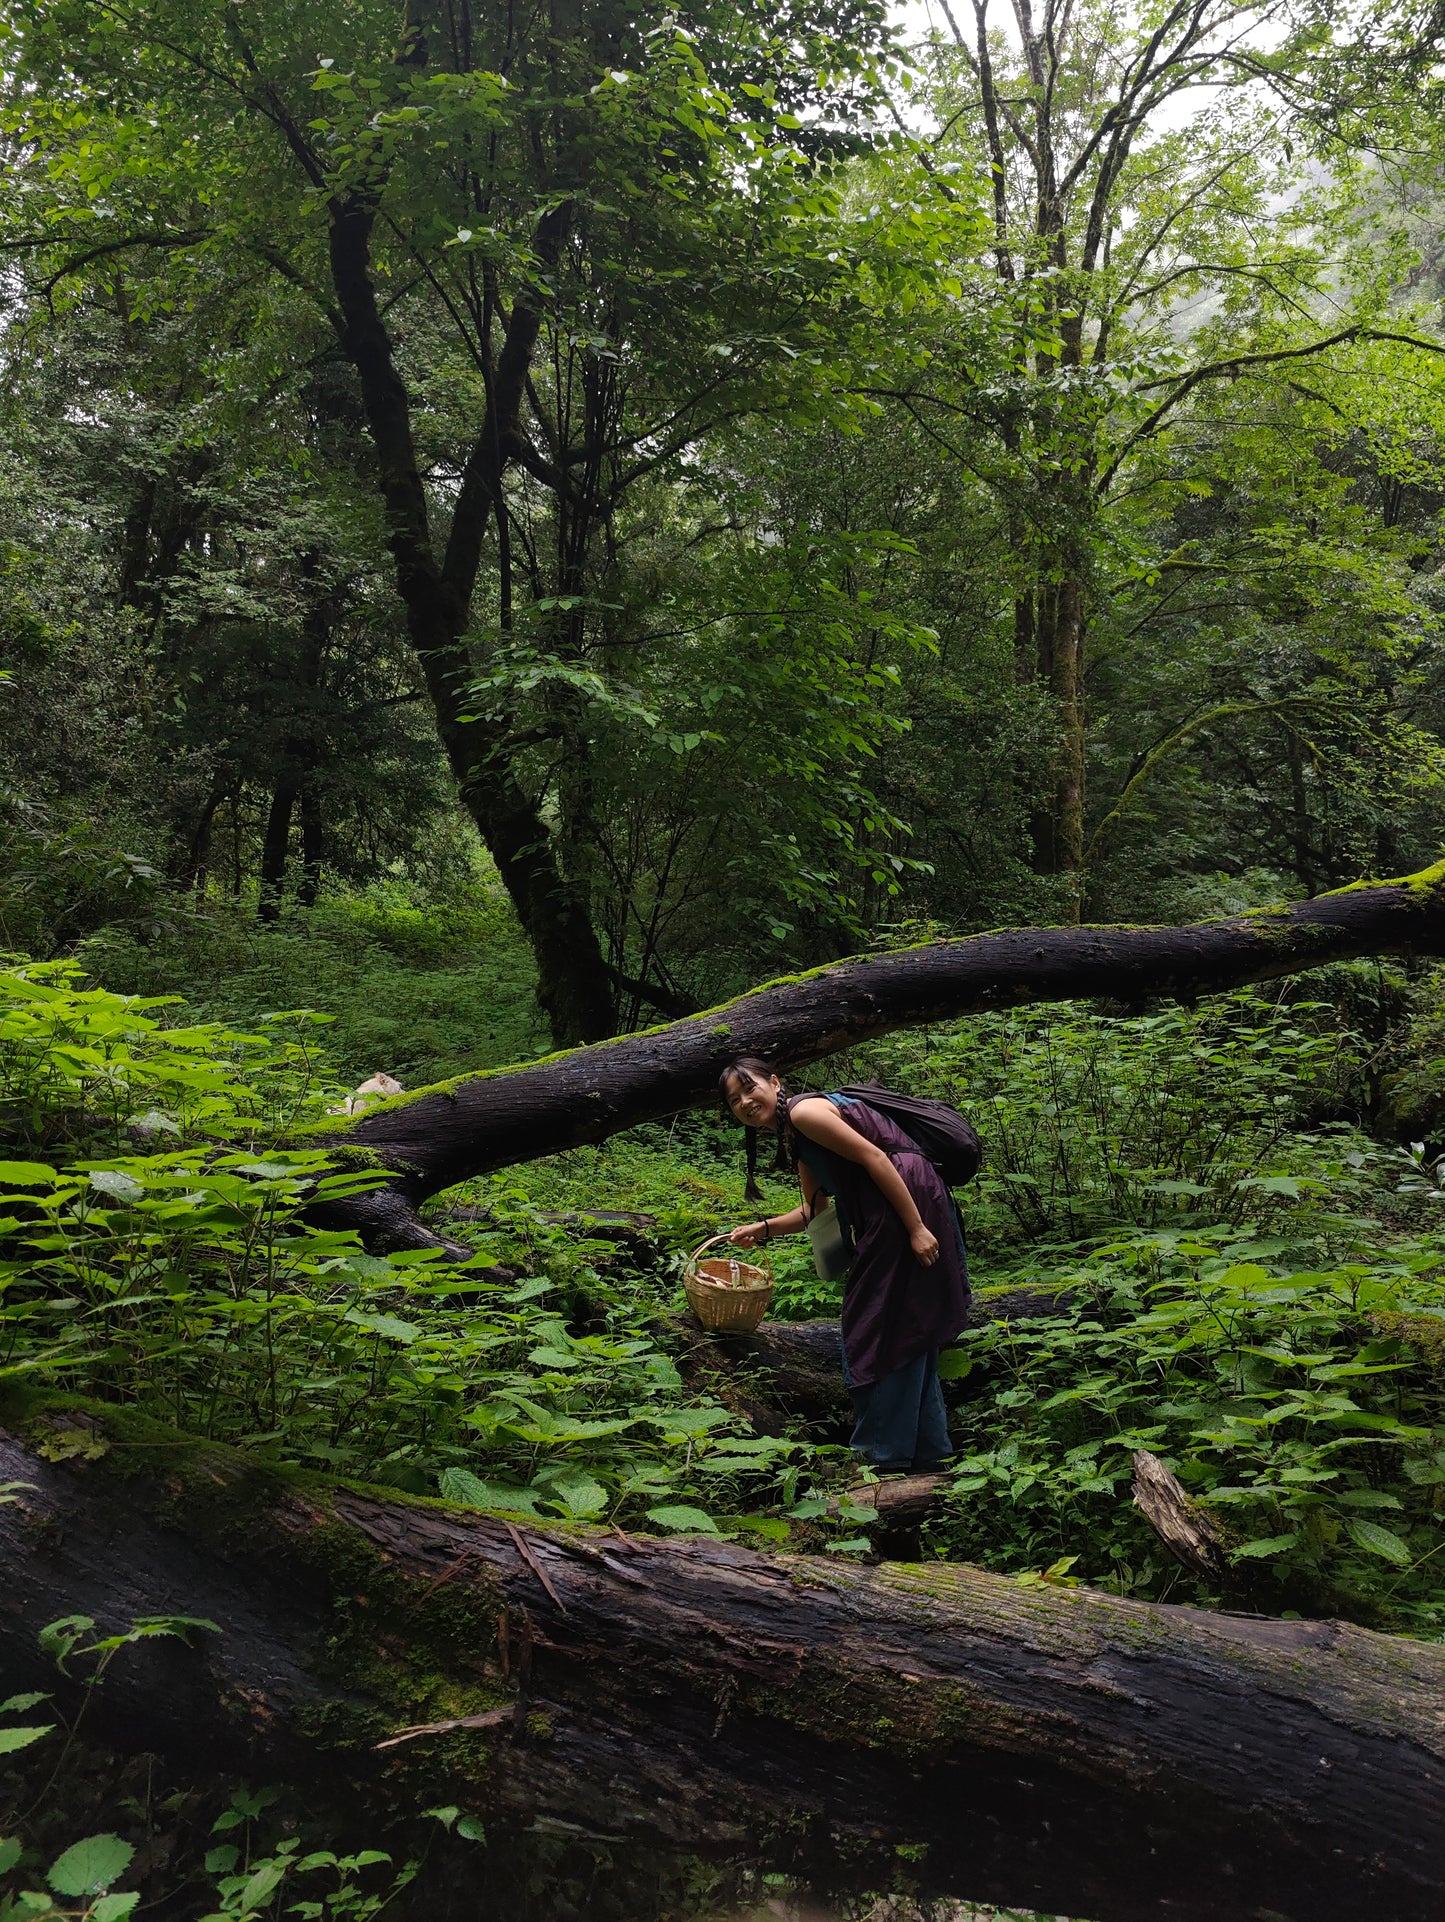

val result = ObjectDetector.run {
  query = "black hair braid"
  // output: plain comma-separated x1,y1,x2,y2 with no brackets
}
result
744,1125,762,1204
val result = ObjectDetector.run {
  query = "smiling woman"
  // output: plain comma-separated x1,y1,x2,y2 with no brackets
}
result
718,1055,971,1474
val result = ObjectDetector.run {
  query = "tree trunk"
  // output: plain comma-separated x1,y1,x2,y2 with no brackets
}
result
307,864,1445,1251
297,779,324,908
1026,566,1086,913
174,785,223,895
1048,569,1086,901
258,779,297,922
4,1410,1443,1922
325,190,614,1049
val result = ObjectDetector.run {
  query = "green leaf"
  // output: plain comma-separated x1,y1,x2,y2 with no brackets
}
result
0,1161,57,1186
0,1694,48,1714
92,1894,141,1921
46,1834,134,1897
0,1727,54,1753
1231,1534,1299,1560
456,1816,486,1843
645,1504,721,1534
342,1309,418,1344
437,1467,541,1515
1346,1519,1413,1565
0,1837,22,1874
87,1170,143,1204
733,1515,789,1541
935,1349,972,1380
237,1858,287,1910
424,1807,459,1831
545,1472,608,1519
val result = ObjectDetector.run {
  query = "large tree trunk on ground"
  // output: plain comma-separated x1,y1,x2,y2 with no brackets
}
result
3,1407,1444,1922
309,864,1445,1250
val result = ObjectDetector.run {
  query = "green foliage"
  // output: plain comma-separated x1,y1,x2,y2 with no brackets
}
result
853,989,1372,1247
929,1217,1445,1628
82,889,548,1086
0,958,341,1158
0,1627,419,1922
0,960,797,1530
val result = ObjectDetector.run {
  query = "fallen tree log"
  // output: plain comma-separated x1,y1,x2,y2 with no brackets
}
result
305,864,1445,1249
4,1406,1445,1922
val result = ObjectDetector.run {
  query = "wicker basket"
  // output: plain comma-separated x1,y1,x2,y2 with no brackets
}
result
683,1233,774,1334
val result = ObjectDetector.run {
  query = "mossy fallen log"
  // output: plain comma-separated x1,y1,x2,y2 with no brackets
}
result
4,1404,1445,1922
303,864,1445,1250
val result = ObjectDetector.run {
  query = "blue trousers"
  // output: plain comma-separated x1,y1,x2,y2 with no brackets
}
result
845,1347,953,1473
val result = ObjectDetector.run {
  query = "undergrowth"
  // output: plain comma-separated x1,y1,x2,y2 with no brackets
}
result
9,940,1445,1922
81,889,547,1086
10,947,1445,1624
0,962,805,1541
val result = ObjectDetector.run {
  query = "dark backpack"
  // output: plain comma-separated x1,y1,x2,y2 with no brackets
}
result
838,1083,983,1189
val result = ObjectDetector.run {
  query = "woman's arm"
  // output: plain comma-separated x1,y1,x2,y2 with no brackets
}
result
789,1096,940,1267
729,1203,807,1250
729,1164,823,1249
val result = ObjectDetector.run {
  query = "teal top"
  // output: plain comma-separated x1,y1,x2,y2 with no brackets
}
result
792,1092,858,1242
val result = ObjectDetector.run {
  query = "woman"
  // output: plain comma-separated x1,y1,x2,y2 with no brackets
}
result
721,1056,970,1475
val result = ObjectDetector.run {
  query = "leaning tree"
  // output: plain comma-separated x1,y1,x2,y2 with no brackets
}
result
307,862,1445,1249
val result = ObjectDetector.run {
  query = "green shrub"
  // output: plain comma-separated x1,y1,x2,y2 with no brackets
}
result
0,962,797,1534
846,990,1373,1247
929,1206,1445,1629
81,890,547,1085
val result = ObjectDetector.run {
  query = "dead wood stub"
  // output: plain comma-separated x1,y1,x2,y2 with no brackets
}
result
1132,1449,1227,1580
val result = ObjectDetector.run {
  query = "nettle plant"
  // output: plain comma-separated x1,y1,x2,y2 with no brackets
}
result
932,1221,1445,1628
0,962,798,1536
0,961,342,1156
851,990,1369,1245
1,1610,217,1922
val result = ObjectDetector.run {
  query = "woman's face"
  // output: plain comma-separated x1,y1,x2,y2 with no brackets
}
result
725,1069,781,1131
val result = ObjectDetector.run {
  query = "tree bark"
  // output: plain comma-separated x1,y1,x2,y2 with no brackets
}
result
4,1410,1443,1922
258,779,297,922
308,863,1445,1251
324,188,614,1048
297,779,324,908
1132,1449,1227,1582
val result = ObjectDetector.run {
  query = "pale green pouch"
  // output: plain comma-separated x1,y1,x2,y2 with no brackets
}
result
806,1200,849,1282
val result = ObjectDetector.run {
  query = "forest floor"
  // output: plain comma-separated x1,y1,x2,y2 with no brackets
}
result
7,885,1445,1920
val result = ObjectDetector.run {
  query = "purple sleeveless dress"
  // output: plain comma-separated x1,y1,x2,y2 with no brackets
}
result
794,1096,970,1389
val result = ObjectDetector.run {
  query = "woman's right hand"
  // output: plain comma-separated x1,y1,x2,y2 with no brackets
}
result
909,1223,940,1267
729,1222,766,1249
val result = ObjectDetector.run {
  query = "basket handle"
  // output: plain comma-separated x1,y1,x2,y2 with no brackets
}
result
686,1232,737,1267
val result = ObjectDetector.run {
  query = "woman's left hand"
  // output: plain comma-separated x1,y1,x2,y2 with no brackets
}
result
909,1224,940,1267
